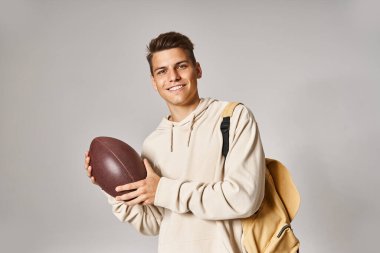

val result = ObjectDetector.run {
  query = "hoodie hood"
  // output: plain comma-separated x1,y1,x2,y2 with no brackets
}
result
157,97,217,152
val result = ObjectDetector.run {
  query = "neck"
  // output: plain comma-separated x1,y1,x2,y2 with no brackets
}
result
167,97,201,122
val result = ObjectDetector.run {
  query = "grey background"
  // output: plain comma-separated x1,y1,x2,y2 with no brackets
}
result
1,0,379,252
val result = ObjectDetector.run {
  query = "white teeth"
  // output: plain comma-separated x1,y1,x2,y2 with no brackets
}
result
169,85,184,91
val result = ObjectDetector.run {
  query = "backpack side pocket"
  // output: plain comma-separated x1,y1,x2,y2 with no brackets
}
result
264,223,300,253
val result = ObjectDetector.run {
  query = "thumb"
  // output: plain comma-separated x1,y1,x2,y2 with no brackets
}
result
143,158,154,175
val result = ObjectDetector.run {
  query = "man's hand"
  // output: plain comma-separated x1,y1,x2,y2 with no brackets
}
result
115,159,160,206
84,151,97,185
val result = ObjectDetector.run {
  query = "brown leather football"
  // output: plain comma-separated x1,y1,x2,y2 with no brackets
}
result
88,136,146,197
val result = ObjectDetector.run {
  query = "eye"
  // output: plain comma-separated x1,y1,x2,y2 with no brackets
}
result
178,64,188,70
156,69,166,76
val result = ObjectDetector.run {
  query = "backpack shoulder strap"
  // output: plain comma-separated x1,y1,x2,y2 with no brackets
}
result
220,102,241,157
220,102,301,221
221,102,241,118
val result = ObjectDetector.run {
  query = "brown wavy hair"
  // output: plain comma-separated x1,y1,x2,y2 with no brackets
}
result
146,32,197,75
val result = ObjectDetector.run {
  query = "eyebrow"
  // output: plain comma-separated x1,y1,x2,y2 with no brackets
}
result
153,60,190,74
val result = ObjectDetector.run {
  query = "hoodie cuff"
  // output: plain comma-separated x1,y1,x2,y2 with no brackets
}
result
154,177,184,211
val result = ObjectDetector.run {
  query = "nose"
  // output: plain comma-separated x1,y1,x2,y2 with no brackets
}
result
168,68,181,82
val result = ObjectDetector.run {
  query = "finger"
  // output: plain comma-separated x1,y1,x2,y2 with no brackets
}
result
126,194,146,206
90,176,97,185
87,166,92,177
84,157,90,169
116,180,145,192
115,188,141,201
142,199,153,205
85,157,90,167
85,151,88,157
115,181,143,192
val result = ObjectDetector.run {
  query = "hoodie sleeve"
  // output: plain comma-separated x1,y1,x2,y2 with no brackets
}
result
154,105,266,220
104,190,164,236
104,145,164,235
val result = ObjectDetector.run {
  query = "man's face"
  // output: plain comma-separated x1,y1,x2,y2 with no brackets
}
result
150,48,202,107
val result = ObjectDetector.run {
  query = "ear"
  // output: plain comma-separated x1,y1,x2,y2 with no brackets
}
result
196,62,202,79
151,75,158,91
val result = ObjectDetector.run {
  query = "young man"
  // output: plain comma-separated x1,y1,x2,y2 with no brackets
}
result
84,32,266,253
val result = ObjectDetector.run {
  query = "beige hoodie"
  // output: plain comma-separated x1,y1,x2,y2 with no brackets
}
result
106,97,266,253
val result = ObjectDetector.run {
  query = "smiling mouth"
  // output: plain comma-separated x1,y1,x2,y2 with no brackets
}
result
167,84,186,91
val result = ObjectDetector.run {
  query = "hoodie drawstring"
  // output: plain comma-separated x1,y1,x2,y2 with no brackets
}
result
170,114,196,152
163,98,214,153
170,123,174,152
187,114,195,147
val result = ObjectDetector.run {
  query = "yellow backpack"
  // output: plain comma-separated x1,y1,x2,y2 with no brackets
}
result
221,102,301,253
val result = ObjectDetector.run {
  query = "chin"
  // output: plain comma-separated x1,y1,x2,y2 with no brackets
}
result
159,89,198,106
167,98,187,106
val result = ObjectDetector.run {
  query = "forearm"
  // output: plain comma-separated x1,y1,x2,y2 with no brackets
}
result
155,175,264,220
154,106,266,220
